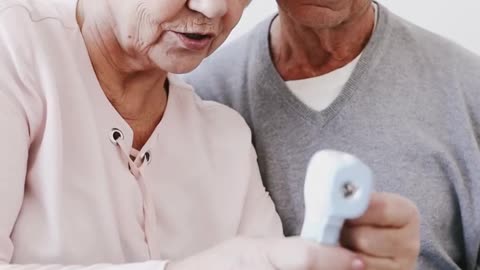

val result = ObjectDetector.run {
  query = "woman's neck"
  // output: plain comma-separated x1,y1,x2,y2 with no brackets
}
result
77,0,168,149
270,3,375,81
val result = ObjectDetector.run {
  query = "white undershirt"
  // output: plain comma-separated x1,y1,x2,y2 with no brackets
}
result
286,4,378,112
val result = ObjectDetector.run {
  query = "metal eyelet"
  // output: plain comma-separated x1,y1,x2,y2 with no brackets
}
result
109,128,124,144
142,151,152,164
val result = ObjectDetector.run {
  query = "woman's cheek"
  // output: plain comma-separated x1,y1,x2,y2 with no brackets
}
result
151,1,188,23
208,28,233,56
229,5,246,29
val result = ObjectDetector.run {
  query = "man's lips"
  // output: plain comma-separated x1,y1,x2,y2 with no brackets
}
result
173,31,214,51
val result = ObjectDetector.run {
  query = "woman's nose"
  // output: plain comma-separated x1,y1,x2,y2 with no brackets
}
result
187,0,228,19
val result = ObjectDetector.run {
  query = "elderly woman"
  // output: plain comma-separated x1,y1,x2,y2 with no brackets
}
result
0,0,368,270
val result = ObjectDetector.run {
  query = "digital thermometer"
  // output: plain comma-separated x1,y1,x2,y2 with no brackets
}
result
301,150,373,245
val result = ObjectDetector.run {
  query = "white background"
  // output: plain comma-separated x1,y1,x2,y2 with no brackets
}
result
226,0,480,55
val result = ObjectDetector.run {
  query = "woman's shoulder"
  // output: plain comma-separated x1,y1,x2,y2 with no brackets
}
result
0,0,79,140
0,0,80,77
1,1,79,45
0,0,77,31
0,1,40,100
169,74,253,143
0,0,77,55
197,97,252,139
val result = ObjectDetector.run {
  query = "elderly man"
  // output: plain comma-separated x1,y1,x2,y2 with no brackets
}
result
186,0,480,269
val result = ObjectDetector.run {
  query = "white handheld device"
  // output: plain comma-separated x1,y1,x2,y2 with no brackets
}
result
300,150,373,245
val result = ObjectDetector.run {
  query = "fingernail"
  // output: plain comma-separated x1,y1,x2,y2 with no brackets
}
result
352,259,365,270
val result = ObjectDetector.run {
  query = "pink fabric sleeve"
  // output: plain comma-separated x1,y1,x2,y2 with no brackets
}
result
0,261,169,270
0,11,32,261
236,145,284,237
0,16,170,270
0,79,30,265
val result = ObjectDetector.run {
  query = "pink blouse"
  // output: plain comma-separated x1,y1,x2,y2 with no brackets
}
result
0,0,283,269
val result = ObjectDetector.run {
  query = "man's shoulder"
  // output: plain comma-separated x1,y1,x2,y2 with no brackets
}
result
386,10,480,123
185,18,271,103
384,10,480,94
389,10,480,74
197,28,259,78
186,39,249,99
415,25,480,95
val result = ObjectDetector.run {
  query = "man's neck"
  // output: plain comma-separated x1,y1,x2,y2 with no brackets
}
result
270,3,376,81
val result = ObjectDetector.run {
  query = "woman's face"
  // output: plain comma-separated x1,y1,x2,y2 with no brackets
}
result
109,0,250,73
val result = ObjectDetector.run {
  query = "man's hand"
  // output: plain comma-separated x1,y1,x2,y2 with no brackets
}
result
167,237,366,270
341,192,421,270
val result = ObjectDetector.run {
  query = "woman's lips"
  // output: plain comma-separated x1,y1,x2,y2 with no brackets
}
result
174,32,213,51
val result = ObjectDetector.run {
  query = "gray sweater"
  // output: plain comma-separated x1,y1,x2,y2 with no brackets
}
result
185,4,480,269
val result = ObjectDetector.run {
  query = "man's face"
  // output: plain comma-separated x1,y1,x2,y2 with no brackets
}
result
276,0,371,28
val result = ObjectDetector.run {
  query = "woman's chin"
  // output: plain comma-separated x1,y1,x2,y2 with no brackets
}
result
170,64,202,74
151,57,203,74
148,49,205,74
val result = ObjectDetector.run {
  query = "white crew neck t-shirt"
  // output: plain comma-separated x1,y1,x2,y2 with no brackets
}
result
286,4,378,111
